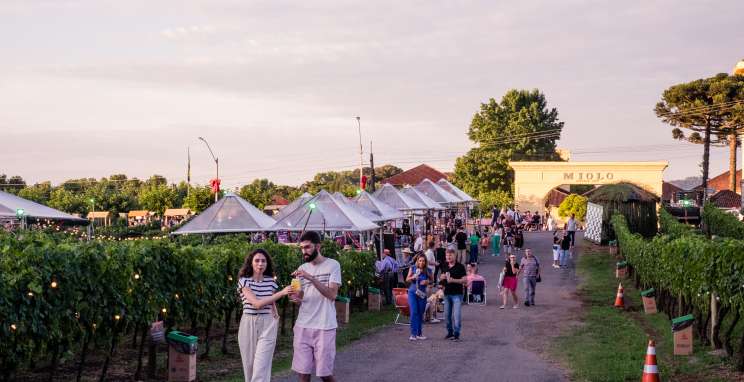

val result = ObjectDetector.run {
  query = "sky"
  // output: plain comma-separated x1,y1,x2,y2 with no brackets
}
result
1,0,743,190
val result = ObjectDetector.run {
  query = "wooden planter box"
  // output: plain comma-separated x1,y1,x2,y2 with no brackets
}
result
368,287,381,312
615,261,627,278
640,288,657,314
672,314,694,355
336,296,350,324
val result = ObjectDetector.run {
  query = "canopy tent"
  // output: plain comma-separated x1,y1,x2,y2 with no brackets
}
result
401,187,445,210
436,179,477,204
270,190,379,232
270,192,313,222
372,183,427,211
414,178,462,206
0,190,87,224
332,192,351,205
352,191,405,222
172,192,276,234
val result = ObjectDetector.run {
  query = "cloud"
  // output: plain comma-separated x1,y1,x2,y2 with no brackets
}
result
161,25,218,40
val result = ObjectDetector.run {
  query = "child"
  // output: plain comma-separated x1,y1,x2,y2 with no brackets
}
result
552,235,561,268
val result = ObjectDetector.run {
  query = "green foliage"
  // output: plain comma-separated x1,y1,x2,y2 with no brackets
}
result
658,207,697,237
239,179,277,209
138,184,178,216
702,202,744,240
558,194,587,221
0,232,378,378
475,190,513,213
452,89,564,201
182,185,215,213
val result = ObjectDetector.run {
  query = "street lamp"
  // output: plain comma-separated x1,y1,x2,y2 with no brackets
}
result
198,136,220,202
354,117,363,191
15,208,25,230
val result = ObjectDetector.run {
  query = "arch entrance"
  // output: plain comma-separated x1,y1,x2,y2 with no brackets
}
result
509,161,668,212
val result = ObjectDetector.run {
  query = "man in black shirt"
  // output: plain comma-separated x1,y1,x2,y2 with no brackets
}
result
439,248,467,341
454,228,468,264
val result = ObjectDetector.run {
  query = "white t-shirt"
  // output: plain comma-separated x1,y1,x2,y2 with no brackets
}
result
424,248,437,273
567,218,577,231
296,257,342,330
413,236,424,252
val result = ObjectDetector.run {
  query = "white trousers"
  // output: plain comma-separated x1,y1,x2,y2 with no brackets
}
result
238,313,279,382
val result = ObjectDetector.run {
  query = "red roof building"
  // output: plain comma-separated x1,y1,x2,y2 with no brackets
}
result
704,169,741,194
662,181,683,203
381,164,448,187
709,190,741,209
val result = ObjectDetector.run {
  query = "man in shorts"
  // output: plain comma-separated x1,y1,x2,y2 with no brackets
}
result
289,231,342,382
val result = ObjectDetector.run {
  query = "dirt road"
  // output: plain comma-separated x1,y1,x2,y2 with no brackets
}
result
275,231,581,382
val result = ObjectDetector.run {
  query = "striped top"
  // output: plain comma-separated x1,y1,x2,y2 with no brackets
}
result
237,276,278,315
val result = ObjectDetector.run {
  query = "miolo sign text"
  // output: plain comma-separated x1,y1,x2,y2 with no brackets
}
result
563,172,615,183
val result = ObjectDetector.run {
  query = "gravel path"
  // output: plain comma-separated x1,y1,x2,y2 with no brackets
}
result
275,231,582,382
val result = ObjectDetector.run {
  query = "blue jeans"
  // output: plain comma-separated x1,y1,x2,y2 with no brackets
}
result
523,276,537,305
469,245,478,264
560,249,570,267
444,294,463,337
408,290,426,336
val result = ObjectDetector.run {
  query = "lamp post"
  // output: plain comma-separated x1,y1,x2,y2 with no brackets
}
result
88,198,95,240
15,208,25,230
354,117,363,191
198,136,220,202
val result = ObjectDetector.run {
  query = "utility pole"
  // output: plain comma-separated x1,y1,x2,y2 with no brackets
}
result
369,140,376,192
355,117,363,190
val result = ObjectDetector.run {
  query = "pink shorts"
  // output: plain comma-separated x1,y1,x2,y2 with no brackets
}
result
502,276,518,291
292,326,336,377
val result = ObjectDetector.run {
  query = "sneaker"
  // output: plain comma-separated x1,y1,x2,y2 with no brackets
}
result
524,301,530,307
512,305,519,309
452,336,461,342
409,336,417,341
416,335,427,340
552,264,559,269
430,318,441,323
499,305,505,309
444,333,454,340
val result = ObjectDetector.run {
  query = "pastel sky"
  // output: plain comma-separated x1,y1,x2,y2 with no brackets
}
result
2,0,743,190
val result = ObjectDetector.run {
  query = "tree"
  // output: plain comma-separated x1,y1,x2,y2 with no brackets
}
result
48,188,87,214
452,89,564,206
17,182,52,204
182,186,214,213
655,73,744,197
138,184,177,216
558,194,587,221
0,175,26,194
239,179,276,209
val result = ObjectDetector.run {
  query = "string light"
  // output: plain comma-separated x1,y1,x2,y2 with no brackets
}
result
134,273,140,280
161,308,167,313
10,324,17,331
27,292,34,297
50,281,58,288
174,293,180,299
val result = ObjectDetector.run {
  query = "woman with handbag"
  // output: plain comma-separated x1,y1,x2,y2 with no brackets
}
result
406,254,432,341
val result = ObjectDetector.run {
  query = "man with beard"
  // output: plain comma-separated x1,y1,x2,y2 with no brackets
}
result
289,231,342,382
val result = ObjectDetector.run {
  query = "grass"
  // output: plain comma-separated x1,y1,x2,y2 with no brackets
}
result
215,306,396,382
552,244,735,382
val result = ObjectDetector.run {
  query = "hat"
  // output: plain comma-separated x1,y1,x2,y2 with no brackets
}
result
401,248,413,254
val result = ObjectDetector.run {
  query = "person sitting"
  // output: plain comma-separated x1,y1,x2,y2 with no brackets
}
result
465,263,486,292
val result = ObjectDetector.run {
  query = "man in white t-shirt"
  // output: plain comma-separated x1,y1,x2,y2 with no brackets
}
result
413,233,424,254
289,231,342,382
566,214,577,247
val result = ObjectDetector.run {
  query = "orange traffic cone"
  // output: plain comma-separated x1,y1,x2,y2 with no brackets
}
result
614,283,625,308
641,339,660,382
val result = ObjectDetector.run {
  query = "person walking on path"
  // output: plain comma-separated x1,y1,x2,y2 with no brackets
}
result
469,230,480,264
479,230,490,257
551,235,561,269
519,249,540,307
454,228,468,264
439,248,467,341
289,231,342,382
237,249,293,382
500,254,520,309
406,255,432,341
565,214,577,247
559,231,571,268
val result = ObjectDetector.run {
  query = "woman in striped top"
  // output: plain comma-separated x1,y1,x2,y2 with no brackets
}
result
237,249,292,382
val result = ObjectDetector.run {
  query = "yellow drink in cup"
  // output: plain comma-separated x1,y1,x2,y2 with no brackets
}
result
291,278,301,292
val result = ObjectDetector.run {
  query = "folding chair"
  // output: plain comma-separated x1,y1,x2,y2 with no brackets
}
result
467,280,487,305
394,293,411,325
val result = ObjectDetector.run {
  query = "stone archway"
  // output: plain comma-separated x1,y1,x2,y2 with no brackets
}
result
509,161,668,212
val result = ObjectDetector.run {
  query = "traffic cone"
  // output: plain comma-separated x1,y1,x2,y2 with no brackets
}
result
641,339,660,382
614,283,625,308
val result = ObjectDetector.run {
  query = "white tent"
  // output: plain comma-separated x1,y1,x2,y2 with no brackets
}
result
372,183,427,211
172,192,276,234
401,187,445,210
415,178,462,206
0,190,87,224
271,192,313,222
332,192,351,205
270,190,379,232
436,179,477,204
352,191,405,222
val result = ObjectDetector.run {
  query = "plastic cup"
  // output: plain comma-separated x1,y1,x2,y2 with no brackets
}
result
291,278,301,292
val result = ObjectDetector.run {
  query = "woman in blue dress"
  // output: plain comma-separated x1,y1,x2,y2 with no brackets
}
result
406,254,432,341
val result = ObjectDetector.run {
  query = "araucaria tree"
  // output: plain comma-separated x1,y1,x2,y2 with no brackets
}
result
655,73,744,196
452,89,564,210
